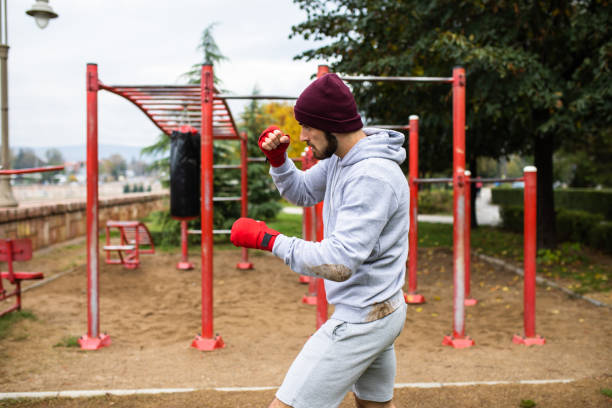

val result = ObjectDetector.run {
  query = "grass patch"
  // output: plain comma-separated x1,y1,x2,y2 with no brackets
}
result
54,335,80,348
519,399,537,408
415,222,611,294
0,310,37,340
601,388,612,398
266,211,303,239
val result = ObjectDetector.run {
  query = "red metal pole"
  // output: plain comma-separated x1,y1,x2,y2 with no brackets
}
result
513,166,545,345
79,63,110,350
302,148,318,303
443,66,474,348
237,132,253,269
464,170,476,306
315,64,329,329
176,220,194,270
192,64,224,350
406,115,425,304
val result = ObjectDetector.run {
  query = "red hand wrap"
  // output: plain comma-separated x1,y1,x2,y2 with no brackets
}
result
230,217,280,252
258,125,289,167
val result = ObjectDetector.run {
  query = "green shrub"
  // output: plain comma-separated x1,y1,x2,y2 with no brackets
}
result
588,221,612,254
500,205,523,232
556,209,603,243
492,188,612,220
556,189,612,219
491,188,523,207
418,189,453,214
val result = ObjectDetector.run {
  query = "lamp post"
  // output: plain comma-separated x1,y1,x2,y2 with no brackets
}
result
0,0,58,207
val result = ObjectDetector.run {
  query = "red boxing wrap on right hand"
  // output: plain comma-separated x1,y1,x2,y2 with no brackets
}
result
230,217,280,252
258,125,289,167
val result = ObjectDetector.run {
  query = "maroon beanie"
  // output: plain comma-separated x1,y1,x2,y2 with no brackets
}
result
294,73,363,133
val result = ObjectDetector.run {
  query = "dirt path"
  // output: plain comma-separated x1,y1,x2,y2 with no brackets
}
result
1,244,611,407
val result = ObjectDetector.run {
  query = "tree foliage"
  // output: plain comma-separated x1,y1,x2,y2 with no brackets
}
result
290,0,611,247
262,102,306,159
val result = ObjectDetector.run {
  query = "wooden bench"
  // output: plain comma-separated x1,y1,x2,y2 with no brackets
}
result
0,239,44,317
103,221,155,269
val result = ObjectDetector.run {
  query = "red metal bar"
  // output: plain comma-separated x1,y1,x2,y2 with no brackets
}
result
406,115,425,304
301,148,318,301
315,65,329,329
176,220,194,270
513,166,545,346
443,66,473,348
0,165,64,175
464,170,476,306
237,132,253,270
79,63,111,351
192,64,224,351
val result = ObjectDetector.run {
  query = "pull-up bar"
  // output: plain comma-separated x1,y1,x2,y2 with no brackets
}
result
340,75,453,83
216,95,297,100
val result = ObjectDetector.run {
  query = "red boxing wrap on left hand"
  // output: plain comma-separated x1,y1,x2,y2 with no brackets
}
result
258,125,289,167
230,217,280,251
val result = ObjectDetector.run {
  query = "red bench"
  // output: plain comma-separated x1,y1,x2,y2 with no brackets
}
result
103,221,155,269
0,239,44,317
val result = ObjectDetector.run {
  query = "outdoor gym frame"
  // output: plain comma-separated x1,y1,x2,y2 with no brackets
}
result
338,67,543,348
81,62,543,352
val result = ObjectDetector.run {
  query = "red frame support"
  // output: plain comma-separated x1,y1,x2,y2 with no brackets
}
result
192,64,225,351
237,132,253,270
464,170,477,306
79,63,111,351
406,115,425,304
513,167,545,346
314,65,329,329
176,220,194,270
443,66,474,348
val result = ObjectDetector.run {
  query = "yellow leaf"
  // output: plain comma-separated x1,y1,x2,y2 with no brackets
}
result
416,307,423,313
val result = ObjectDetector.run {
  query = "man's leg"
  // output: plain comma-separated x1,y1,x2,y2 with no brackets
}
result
354,395,396,408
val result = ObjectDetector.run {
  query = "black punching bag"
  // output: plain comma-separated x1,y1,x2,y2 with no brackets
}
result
170,126,201,219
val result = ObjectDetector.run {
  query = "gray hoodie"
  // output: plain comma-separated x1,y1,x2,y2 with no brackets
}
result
271,128,410,323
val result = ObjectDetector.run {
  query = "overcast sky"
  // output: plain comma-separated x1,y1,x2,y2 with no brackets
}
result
6,0,325,149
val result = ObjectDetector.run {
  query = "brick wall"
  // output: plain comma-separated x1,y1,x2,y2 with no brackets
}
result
0,193,168,251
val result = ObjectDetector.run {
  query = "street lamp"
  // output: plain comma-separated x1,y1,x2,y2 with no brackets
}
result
0,0,58,207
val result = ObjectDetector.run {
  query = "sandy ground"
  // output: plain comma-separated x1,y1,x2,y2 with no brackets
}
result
0,242,611,407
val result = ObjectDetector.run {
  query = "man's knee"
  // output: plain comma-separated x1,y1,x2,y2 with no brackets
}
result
354,394,395,408
268,397,292,408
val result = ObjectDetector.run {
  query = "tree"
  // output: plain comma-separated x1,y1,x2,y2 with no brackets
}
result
239,87,283,220
101,154,127,181
42,148,64,183
290,0,611,248
262,102,306,159
13,148,41,169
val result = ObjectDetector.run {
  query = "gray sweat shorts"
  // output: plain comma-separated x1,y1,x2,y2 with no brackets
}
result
276,302,407,408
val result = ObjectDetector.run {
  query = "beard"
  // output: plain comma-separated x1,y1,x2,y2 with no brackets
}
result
311,131,338,160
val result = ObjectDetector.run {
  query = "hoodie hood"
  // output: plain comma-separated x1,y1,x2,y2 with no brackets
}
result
340,127,406,167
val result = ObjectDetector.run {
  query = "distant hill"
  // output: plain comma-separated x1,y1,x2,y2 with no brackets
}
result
12,144,160,163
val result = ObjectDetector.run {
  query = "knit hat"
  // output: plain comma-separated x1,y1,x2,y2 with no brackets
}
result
294,73,363,133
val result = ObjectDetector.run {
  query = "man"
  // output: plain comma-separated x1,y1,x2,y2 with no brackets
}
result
230,73,409,408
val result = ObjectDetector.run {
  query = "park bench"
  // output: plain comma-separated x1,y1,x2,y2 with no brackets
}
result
0,238,44,317
103,220,155,269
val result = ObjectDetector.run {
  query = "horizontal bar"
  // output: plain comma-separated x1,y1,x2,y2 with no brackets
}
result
187,229,232,235
413,177,453,184
370,124,410,130
107,85,199,89
340,75,453,83
475,177,524,183
213,164,241,169
0,165,65,175
212,196,241,202
215,95,298,100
